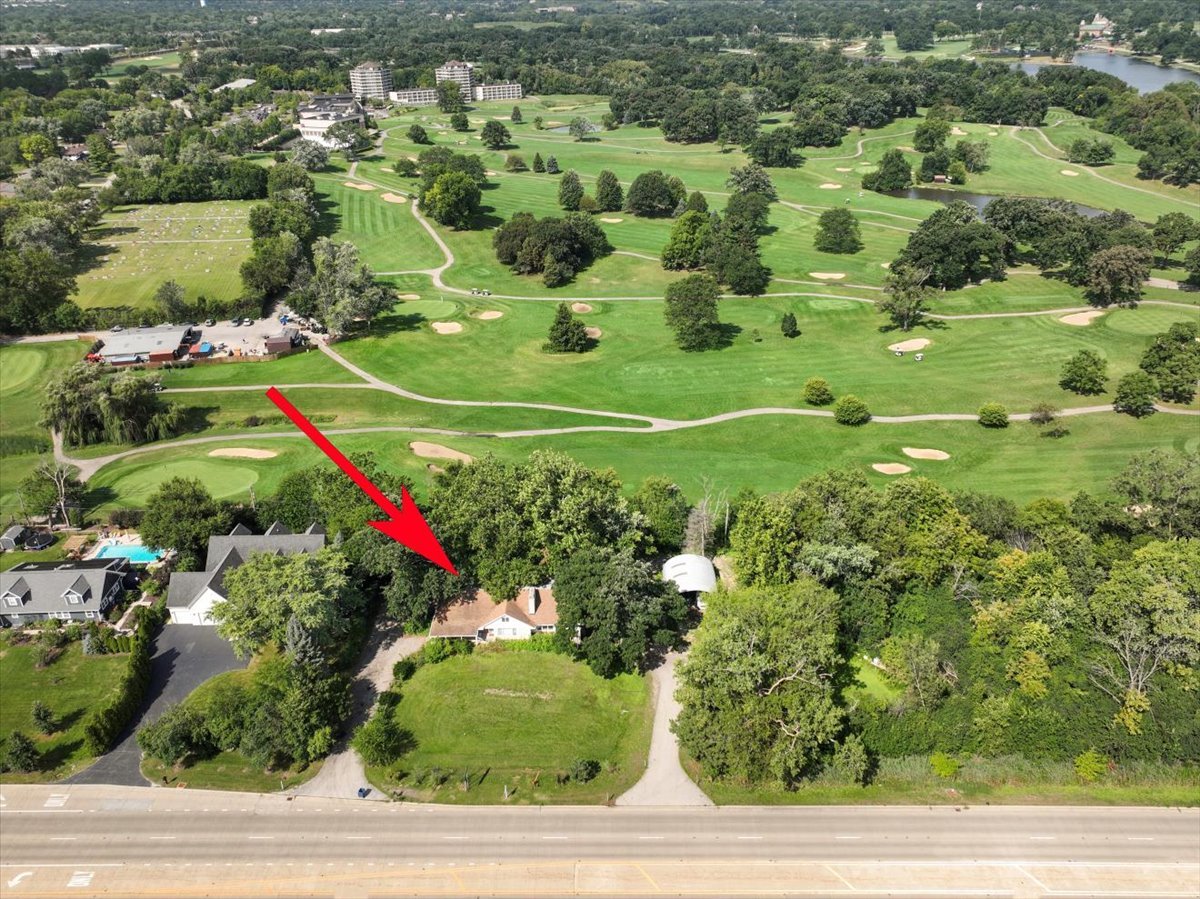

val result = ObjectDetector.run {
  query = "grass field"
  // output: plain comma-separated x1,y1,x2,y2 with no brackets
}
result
366,650,653,804
0,636,129,782
74,201,255,311
101,51,184,79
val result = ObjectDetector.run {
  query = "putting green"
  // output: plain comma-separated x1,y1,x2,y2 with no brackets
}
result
99,458,262,505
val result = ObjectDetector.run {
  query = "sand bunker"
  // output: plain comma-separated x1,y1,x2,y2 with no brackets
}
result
410,442,474,463
585,327,602,338
835,167,853,172
898,145,917,152
571,302,593,313
342,181,375,191
208,448,278,460
477,310,504,320
810,272,846,280
431,321,463,334
380,192,408,204
600,217,623,224
951,126,968,136
988,131,999,136
1059,310,1105,326
902,447,951,461
1060,169,1079,177
819,183,842,189
880,262,891,269
397,293,421,300
872,463,912,475
888,338,931,352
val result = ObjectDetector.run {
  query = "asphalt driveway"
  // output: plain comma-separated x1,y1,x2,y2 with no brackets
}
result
65,624,245,787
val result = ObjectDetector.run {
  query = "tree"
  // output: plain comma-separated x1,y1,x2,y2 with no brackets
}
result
406,124,431,145
1151,213,1198,260
880,632,946,709
631,477,689,554
325,121,371,160
137,704,210,765
674,581,843,785
780,311,799,339
5,731,38,772
19,461,84,528
545,155,560,175
897,202,1006,289
977,402,1009,428
510,106,523,124
140,478,231,570
813,208,862,254
240,231,303,300
568,116,594,141
1140,321,1200,404
1067,138,1115,166
1087,540,1200,733
952,139,990,173
594,169,622,211
876,264,931,331
661,210,714,270
41,364,183,448
803,377,833,405
352,704,409,766
480,120,510,150
20,134,54,165
421,170,480,229
1112,450,1200,538
31,700,55,735
1085,245,1152,307
726,163,777,200
1187,245,1200,286
0,248,77,334
215,548,353,658
553,544,685,676
291,238,395,334
685,191,708,214
833,395,871,425
557,170,584,211
664,274,722,351
862,149,911,192
544,303,590,353
153,279,187,321
918,148,952,182
624,170,678,217
532,152,545,173
1113,371,1158,417
947,161,969,185
291,140,329,171
913,118,950,153
503,154,527,172
1059,349,1108,395
745,128,803,168
449,112,469,132
267,163,315,198
436,81,464,113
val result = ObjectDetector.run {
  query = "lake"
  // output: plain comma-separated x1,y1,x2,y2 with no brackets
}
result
1014,52,1200,94
883,187,1106,218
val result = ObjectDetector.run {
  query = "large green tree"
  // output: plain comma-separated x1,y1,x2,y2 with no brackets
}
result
813,207,862,254
421,170,481,230
1085,245,1152,307
876,264,932,331
664,274,723,351
139,478,231,570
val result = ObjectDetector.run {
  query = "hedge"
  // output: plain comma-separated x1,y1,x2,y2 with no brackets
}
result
82,601,167,756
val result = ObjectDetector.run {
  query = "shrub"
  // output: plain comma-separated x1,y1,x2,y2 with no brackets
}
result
803,377,834,406
930,752,960,778
569,758,600,783
1113,371,1158,417
1029,403,1058,426
352,708,409,767
830,734,870,785
136,703,211,766
977,402,1009,428
422,638,471,666
833,395,871,425
4,731,38,772
392,656,420,682
31,700,56,735
780,312,799,339
82,603,164,755
1074,748,1108,783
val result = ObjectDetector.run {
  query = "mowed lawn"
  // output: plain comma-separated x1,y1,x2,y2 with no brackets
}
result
0,638,129,782
313,178,445,273
74,201,255,311
373,651,652,804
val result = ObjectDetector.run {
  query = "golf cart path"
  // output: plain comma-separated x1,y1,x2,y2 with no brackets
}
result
617,653,712,807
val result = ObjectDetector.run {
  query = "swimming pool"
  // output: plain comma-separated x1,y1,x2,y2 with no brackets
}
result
94,543,164,564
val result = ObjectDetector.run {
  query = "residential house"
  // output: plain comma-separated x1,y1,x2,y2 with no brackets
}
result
1078,14,1115,40
1,557,133,626
62,143,89,162
166,522,325,625
429,585,557,642
214,77,257,92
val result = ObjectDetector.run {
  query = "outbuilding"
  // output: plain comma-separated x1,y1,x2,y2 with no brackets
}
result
662,554,717,611
97,326,194,364
0,525,29,551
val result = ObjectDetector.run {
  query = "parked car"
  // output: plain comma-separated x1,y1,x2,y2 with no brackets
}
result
231,319,241,326
110,325,124,332
23,532,54,551
204,318,216,327
243,318,255,327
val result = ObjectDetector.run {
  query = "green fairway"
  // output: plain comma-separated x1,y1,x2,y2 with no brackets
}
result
101,51,183,79
370,650,653,804
0,637,129,782
313,178,445,272
74,202,254,311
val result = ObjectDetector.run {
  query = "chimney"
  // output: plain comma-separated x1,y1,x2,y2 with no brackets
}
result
527,587,538,615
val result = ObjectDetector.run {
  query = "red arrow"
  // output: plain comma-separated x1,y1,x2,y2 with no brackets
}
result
265,387,457,574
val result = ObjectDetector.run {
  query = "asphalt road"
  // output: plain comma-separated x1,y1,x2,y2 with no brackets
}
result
1,786,1197,897
65,626,244,786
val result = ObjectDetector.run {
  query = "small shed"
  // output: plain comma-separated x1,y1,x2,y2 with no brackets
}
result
1,525,29,551
662,554,717,611
189,341,213,358
932,174,947,184
264,326,299,354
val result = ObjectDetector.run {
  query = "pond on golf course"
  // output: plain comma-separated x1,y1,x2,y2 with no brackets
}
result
883,186,1107,218
1013,52,1200,95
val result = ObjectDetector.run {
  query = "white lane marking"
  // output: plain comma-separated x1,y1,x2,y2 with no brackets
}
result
1128,836,1155,841
43,795,69,809
0,810,83,814
442,836,468,840
1016,866,1053,893
344,836,372,840
1029,836,1055,841
737,836,763,841
247,836,274,840
638,836,664,840
66,871,93,889
542,836,568,840
149,836,176,841
825,865,857,891
835,835,862,840
49,837,76,842
6,872,33,888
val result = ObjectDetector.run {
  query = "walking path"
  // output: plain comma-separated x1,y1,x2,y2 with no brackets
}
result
291,623,425,802
617,653,712,807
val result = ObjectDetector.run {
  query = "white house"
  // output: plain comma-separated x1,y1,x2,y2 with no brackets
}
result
166,522,324,625
429,585,557,642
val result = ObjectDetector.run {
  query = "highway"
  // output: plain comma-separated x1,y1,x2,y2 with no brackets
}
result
1,785,1197,897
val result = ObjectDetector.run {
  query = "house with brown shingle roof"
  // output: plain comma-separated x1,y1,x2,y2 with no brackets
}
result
429,585,557,642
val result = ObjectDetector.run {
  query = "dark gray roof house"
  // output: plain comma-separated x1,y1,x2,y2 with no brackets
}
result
167,522,325,625
1,557,133,626
1,525,29,552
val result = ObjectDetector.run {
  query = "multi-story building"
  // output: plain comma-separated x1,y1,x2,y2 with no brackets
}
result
349,61,393,99
473,81,523,102
296,94,366,147
435,60,475,100
389,87,439,107
391,62,523,108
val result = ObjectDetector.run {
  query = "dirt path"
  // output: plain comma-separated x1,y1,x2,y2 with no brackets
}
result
291,624,425,802
616,653,712,807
